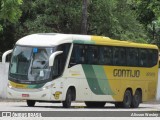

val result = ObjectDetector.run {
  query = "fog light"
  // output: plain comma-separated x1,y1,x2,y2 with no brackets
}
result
7,83,12,89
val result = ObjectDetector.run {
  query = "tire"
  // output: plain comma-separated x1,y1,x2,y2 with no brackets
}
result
62,89,72,108
115,102,122,108
85,102,106,108
122,90,132,108
27,100,36,107
131,90,141,108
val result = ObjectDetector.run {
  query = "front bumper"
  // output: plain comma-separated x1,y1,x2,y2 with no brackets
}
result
7,87,62,101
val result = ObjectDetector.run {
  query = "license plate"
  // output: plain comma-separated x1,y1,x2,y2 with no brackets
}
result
22,94,29,97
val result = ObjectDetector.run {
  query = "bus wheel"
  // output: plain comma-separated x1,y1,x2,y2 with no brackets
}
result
85,102,106,108
131,90,141,108
122,90,132,108
115,102,122,108
62,89,72,108
27,100,36,107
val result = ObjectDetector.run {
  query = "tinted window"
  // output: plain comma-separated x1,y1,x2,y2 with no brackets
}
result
69,44,86,67
69,44,158,68
113,47,126,66
113,47,119,65
119,48,126,66
86,46,99,64
127,48,139,66
139,49,148,67
148,49,158,67
99,46,113,65
52,44,71,78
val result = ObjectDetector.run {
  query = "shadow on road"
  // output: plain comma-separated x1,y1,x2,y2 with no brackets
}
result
17,105,149,110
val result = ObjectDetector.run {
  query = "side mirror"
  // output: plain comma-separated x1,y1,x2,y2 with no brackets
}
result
2,49,13,63
49,51,63,66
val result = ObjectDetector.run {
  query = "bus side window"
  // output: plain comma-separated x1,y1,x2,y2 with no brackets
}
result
127,48,138,66
107,47,113,65
99,47,106,65
148,49,158,67
119,48,126,66
52,44,71,78
99,46,113,65
153,50,158,66
139,49,148,67
69,45,76,66
87,46,99,64
69,44,86,67
78,45,86,64
52,55,61,78
113,47,119,66
113,47,126,66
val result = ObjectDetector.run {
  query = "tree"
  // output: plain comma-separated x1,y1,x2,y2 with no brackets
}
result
130,0,160,44
81,0,88,34
88,0,147,42
1,0,152,55
15,0,147,42
15,0,82,36
0,0,23,57
0,0,22,31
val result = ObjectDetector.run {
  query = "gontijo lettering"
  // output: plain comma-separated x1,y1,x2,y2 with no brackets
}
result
113,69,140,77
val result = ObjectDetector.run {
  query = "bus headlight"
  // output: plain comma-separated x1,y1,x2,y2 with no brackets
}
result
7,82,12,89
41,84,55,90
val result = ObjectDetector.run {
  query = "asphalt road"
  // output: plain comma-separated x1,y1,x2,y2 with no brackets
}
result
0,101,160,111
0,101,160,120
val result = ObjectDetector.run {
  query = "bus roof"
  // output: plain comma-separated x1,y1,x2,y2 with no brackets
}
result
16,33,158,49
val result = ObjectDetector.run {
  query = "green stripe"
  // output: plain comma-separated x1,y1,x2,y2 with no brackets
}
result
82,65,114,95
82,65,104,94
27,83,45,89
73,40,95,44
92,65,114,95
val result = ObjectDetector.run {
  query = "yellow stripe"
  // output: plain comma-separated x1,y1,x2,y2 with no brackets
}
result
91,36,158,49
9,81,28,89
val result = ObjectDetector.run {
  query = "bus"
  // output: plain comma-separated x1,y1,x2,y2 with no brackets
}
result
2,33,159,108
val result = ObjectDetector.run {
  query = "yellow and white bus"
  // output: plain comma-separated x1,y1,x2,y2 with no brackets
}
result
3,33,159,108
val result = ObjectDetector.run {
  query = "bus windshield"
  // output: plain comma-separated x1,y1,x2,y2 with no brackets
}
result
9,46,55,82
